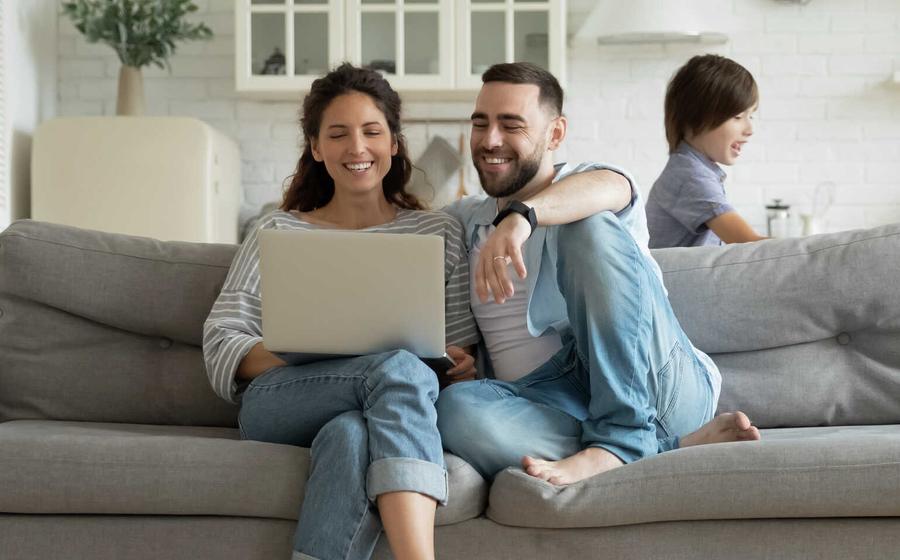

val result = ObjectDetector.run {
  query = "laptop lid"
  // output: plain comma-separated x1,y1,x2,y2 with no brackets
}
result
258,229,446,358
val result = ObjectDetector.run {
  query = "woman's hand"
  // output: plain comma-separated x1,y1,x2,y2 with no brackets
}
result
445,345,477,385
236,342,288,380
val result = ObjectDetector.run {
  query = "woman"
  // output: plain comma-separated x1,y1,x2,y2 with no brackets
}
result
203,64,479,560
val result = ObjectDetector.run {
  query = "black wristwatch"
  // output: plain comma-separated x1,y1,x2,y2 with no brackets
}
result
492,200,538,237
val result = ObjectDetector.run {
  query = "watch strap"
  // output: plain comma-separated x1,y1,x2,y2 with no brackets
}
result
492,200,537,236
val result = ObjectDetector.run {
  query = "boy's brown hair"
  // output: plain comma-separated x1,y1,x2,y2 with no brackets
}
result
664,54,758,153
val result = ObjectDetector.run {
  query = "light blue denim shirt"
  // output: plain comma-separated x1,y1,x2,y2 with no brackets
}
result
444,162,664,340
646,142,735,249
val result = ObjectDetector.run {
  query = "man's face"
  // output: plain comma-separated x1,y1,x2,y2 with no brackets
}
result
470,82,558,198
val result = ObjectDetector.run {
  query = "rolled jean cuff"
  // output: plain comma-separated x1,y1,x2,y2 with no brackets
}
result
586,441,652,465
292,552,320,560
367,457,449,506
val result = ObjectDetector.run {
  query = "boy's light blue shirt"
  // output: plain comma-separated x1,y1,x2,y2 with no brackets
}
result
444,161,664,339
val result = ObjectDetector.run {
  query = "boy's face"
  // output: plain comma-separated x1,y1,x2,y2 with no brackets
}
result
688,105,757,166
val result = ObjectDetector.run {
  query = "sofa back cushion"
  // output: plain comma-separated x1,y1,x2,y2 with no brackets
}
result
2,220,899,428
652,222,900,427
0,220,238,426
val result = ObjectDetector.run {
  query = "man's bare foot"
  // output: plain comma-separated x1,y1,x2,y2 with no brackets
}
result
522,447,624,486
680,411,761,448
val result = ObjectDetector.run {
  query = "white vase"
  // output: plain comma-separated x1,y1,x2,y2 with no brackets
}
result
116,65,144,116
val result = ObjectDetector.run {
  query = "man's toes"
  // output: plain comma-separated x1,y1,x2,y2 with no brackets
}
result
522,456,545,472
523,457,557,481
534,468,554,482
733,411,753,431
734,424,760,441
710,412,737,436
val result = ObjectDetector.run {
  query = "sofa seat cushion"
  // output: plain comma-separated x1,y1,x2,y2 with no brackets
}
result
0,420,486,526
488,425,900,528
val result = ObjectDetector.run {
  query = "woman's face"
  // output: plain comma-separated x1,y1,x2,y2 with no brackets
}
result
311,91,398,196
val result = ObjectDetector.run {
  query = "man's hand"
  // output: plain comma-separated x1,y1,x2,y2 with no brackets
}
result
474,169,631,305
476,213,531,304
445,345,477,384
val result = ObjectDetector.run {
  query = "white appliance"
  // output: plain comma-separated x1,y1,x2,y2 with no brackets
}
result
31,116,242,243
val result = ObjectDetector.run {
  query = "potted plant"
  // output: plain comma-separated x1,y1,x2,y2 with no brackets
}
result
61,0,213,116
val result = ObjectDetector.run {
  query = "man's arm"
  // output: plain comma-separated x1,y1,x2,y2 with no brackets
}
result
475,169,632,304
518,168,631,226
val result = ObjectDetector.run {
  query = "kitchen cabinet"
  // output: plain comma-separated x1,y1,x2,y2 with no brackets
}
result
236,0,345,92
235,0,566,94
457,0,565,89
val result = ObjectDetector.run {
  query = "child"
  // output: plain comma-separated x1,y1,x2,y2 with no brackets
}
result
646,54,767,248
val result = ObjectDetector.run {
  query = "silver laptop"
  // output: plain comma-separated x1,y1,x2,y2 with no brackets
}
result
258,229,448,361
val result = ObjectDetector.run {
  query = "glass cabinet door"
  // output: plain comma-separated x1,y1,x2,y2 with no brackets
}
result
470,10,504,76
460,0,564,89
347,0,453,90
237,0,565,94
294,12,331,76
237,0,344,92
360,11,396,73
250,11,287,75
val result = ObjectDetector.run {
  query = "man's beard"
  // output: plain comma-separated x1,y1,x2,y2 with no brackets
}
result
474,142,545,198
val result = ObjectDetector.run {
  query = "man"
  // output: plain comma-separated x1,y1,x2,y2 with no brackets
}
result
438,62,760,485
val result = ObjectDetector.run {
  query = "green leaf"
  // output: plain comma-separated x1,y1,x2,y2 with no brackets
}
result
60,0,214,69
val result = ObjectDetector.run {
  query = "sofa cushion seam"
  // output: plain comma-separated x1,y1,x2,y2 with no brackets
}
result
0,232,232,269
661,230,900,274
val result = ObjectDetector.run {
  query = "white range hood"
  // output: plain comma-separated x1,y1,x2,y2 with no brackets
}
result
572,0,728,45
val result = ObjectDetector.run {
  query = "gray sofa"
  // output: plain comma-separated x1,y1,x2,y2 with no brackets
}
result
2,219,899,560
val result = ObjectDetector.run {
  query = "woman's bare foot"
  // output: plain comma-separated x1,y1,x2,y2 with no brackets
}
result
680,411,761,448
522,447,624,486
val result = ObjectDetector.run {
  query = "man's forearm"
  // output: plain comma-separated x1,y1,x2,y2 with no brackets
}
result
518,169,632,226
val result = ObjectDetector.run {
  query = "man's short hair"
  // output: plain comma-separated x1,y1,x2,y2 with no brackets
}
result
664,54,758,153
481,62,564,117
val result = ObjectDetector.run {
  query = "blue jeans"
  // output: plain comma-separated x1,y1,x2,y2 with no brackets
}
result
238,349,447,560
437,212,716,479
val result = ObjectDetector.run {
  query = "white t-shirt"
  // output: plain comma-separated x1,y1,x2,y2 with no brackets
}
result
469,226,562,381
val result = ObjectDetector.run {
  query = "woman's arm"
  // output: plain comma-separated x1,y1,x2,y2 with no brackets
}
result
236,342,288,380
706,211,768,243
203,219,275,402
441,215,481,348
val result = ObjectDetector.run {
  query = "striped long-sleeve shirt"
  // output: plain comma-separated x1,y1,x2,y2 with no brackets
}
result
203,209,480,403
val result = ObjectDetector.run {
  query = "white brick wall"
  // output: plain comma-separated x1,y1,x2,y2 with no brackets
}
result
57,0,900,233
